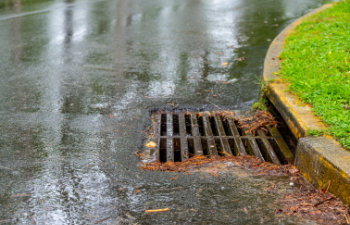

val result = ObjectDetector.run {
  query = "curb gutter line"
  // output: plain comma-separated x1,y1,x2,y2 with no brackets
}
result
263,3,350,205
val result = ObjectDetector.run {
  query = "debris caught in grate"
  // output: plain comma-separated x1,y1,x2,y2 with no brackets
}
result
142,111,293,165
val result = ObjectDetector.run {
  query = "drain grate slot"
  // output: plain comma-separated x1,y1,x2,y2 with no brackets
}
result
145,111,294,164
256,138,272,162
173,138,181,162
160,114,167,136
185,114,192,136
228,138,238,156
234,120,243,136
201,138,209,156
173,114,180,136
214,116,226,136
257,130,280,165
197,114,205,136
248,138,264,161
221,117,232,136
268,138,286,164
214,138,224,156
242,138,252,155
209,116,219,136
187,138,195,157
159,138,167,162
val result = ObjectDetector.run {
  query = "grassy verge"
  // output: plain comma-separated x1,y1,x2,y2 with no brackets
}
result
279,0,350,149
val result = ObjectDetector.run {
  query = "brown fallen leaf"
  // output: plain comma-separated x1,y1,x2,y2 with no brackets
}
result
145,208,170,213
216,80,230,84
290,206,298,212
235,56,246,62
221,62,229,67
266,185,276,192
243,208,248,214
170,175,180,181
209,171,219,177
145,141,157,148
11,193,31,197
274,209,283,214
310,210,322,215
288,167,299,175
94,216,111,224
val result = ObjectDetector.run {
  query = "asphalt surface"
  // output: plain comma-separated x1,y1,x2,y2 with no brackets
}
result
0,0,328,223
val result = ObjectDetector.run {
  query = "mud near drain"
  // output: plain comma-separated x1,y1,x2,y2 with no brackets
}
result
139,155,350,225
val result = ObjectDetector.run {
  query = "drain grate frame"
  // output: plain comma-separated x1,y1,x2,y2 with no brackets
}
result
143,111,293,165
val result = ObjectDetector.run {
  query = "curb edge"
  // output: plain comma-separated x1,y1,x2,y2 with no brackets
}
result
263,3,350,205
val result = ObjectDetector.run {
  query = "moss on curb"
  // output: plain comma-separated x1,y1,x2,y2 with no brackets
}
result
252,81,268,111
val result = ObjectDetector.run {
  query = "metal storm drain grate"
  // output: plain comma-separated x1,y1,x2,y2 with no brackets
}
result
142,111,294,165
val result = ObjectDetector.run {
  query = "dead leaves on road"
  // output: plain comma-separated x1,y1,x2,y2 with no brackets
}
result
221,56,246,67
140,154,292,176
237,110,278,135
277,184,349,225
138,154,349,224
221,62,229,67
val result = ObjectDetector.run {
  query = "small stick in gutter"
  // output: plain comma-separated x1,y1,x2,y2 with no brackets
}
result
321,180,331,193
313,197,335,207
345,210,350,224
145,208,170,213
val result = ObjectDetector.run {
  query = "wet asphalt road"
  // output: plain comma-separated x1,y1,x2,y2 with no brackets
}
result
0,0,329,224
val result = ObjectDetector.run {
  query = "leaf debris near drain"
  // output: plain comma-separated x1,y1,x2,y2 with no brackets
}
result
277,179,350,225
237,110,278,135
138,153,350,225
137,111,350,225
145,141,157,148
141,110,293,165
139,154,292,175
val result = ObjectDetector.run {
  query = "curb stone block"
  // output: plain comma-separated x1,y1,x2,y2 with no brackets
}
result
263,3,350,205
295,137,350,204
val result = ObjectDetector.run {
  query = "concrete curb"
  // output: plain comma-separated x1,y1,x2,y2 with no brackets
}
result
263,3,350,205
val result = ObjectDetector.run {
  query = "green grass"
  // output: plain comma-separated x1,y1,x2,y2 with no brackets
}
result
279,0,350,149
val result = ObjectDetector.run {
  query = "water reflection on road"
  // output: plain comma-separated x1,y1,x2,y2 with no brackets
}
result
0,0,328,223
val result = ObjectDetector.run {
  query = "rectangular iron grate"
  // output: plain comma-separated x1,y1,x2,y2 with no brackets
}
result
143,111,294,165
